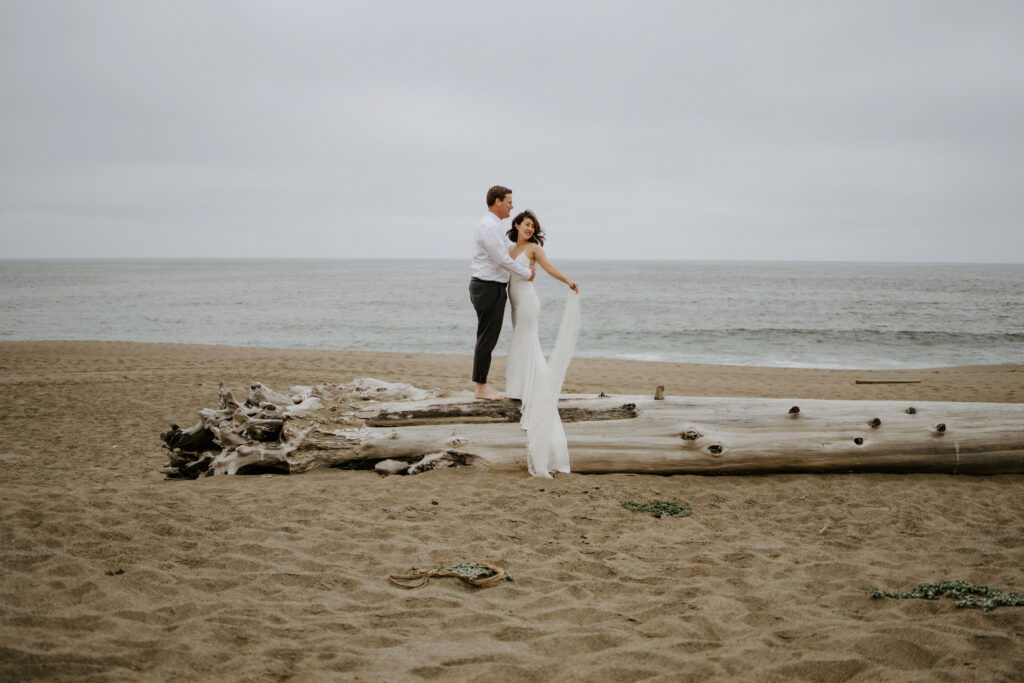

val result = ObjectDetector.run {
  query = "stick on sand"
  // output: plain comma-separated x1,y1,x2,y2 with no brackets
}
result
855,380,922,384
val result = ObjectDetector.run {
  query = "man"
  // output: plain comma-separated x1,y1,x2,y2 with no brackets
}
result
469,185,535,400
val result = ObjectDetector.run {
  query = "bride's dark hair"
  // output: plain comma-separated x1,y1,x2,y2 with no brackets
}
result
507,210,545,246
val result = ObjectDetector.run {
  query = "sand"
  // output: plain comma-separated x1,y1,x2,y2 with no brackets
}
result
1,340,1022,681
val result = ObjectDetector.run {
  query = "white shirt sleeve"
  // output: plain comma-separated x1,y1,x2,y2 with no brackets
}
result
482,225,532,279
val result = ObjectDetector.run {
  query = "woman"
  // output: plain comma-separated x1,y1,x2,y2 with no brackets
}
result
505,210,580,478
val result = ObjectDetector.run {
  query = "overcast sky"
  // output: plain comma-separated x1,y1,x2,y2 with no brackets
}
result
2,1,1022,262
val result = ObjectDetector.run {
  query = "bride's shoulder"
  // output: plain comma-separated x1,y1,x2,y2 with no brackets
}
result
526,243,544,256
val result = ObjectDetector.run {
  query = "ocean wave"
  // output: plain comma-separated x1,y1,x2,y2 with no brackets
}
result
590,328,1024,343
4,259,1022,370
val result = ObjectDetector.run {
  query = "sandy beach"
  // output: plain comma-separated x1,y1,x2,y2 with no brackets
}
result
1,340,1022,681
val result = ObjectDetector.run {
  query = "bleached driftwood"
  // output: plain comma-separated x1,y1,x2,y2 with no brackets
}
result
159,379,1024,478
159,379,638,478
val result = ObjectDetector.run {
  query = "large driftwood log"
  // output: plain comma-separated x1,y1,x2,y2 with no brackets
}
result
160,379,1024,478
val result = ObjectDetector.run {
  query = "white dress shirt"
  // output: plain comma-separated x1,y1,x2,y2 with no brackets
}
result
470,212,533,282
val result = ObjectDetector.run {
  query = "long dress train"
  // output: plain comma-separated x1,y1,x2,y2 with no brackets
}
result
506,253,581,477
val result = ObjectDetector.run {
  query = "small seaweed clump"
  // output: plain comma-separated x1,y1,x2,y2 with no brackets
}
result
621,500,692,518
442,562,513,583
871,580,1024,612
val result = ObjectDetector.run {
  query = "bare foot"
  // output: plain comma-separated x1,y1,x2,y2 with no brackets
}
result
474,385,506,401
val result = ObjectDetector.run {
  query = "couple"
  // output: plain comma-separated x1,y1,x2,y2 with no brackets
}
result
469,185,580,478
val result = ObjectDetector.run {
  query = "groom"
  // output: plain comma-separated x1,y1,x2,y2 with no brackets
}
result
470,185,535,400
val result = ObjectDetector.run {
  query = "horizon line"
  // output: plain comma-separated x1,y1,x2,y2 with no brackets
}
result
2,256,1023,266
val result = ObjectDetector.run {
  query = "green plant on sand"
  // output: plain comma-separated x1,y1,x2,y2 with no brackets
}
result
441,562,514,583
621,500,692,517
871,580,1024,612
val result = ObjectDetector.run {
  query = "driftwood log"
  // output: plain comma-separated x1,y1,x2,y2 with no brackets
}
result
159,379,1024,478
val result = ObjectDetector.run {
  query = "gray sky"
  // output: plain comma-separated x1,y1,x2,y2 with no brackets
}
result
2,1,1023,262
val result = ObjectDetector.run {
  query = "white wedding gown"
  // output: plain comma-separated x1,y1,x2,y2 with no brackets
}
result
506,252,581,478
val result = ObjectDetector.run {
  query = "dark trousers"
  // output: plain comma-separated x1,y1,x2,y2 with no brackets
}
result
469,277,507,384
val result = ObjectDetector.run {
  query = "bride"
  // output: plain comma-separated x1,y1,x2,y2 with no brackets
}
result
505,210,580,478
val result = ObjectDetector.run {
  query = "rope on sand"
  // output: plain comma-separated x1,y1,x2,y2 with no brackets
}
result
388,561,509,589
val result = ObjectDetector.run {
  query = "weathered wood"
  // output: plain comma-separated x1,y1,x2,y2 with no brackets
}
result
361,399,638,426
343,396,1024,475
160,379,1024,478
553,397,1024,475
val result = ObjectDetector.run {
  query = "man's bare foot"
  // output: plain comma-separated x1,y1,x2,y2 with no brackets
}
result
474,384,506,401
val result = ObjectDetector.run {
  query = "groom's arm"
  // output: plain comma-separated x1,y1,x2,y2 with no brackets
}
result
481,227,533,279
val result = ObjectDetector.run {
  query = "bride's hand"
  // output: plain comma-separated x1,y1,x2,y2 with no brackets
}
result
568,281,579,293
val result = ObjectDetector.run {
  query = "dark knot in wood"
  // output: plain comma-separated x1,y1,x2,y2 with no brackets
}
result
869,418,881,428
681,430,703,441
789,406,800,414
906,407,917,414
243,419,283,442
854,437,864,445
935,423,946,433
160,423,216,454
707,444,723,455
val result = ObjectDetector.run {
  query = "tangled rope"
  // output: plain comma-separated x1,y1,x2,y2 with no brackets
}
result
388,561,509,589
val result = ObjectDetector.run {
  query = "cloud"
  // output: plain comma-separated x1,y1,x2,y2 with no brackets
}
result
2,0,1022,261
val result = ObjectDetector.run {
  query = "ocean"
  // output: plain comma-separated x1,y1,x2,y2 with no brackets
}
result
1,259,1021,370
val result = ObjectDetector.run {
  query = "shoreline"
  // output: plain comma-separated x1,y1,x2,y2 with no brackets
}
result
5,337,1019,371
2,340,1021,404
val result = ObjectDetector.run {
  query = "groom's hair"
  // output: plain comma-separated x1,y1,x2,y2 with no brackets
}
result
486,185,511,207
